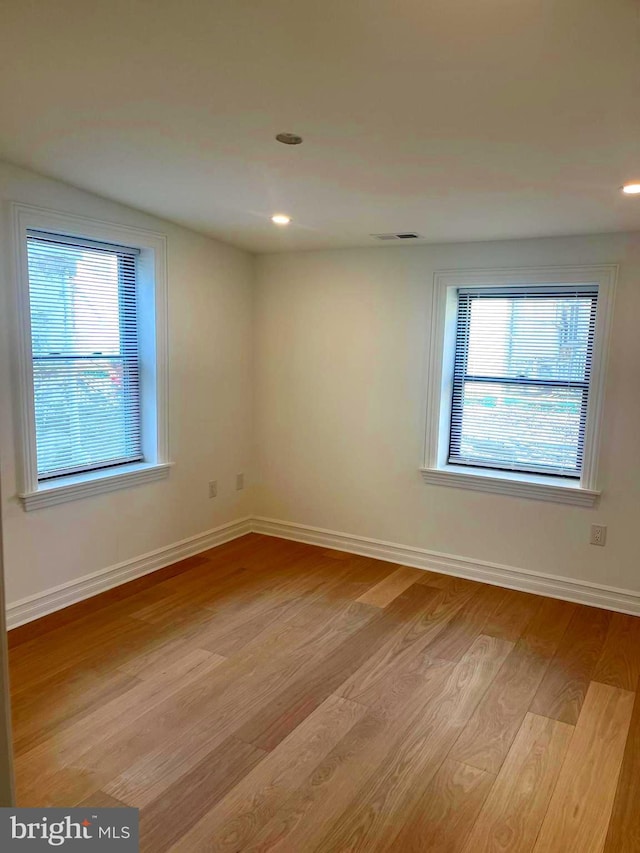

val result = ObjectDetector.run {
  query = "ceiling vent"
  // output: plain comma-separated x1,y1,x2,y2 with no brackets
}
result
371,232,421,241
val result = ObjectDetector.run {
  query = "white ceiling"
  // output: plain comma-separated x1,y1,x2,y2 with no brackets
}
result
1,0,639,253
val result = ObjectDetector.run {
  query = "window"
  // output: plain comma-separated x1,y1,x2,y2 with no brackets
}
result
27,232,143,480
449,287,597,478
422,267,617,506
13,205,170,510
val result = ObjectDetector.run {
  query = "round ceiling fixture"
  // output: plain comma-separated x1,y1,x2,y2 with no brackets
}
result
622,182,640,195
271,214,291,225
276,132,303,145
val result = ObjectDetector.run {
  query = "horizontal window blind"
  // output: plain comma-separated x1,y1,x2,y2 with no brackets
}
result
26,231,143,480
449,286,598,478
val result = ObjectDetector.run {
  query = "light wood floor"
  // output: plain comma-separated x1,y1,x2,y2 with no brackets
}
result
8,533,640,852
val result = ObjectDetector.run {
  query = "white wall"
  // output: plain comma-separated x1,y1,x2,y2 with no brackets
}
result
3,159,639,612
254,233,640,593
0,160,254,606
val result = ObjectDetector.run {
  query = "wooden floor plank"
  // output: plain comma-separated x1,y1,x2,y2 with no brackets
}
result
335,584,472,702
417,574,484,594
243,659,457,853
390,759,494,853
602,689,640,853
533,680,635,853
131,540,355,631
480,589,543,642
168,695,367,852
592,612,640,692
444,597,575,780
139,736,267,853
314,634,512,852
355,567,424,607
530,604,611,724
193,559,372,658
518,596,576,658
102,600,379,807
10,615,162,695
448,639,553,774
421,583,508,662
315,555,396,602
11,667,140,754
193,595,300,658
234,583,437,751
15,650,227,805
406,566,445,585
75,790,130,809
462,712,574,853
130,568,266,626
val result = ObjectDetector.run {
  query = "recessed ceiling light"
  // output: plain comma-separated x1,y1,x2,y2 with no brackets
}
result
276,132,303,145
271,214,291,225
622,182,640,194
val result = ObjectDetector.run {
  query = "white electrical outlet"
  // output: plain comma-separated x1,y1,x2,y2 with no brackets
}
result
590,524,607,546
208,480,217,499
236,472,244,491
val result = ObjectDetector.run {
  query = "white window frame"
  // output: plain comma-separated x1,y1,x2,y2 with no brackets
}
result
421,265,617,507
11,204,171,511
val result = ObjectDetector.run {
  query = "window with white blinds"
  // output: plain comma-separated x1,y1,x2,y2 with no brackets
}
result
448,286,598,478
26,231,143,481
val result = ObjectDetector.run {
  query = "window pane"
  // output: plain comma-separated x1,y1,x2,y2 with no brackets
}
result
449,288,598,477
454,381,584,474
466,296,594,383
27,235,141,480
33,359,138,477
27,241,122,357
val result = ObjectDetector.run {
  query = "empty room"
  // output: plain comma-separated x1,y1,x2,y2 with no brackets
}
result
0,1,639,850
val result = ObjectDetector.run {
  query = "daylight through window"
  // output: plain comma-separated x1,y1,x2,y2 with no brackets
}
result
448,287,598,478
26,231,142,480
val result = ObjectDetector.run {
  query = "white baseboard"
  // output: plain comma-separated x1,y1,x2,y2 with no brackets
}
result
6,517,253,629
9,513,640,629
253,516,640,617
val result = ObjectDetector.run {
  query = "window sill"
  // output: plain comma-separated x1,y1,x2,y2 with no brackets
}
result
19,462,172,511
419,465,600,507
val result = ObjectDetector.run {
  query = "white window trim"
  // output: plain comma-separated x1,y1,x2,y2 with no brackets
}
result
11,203,171,511
421,265,617,506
